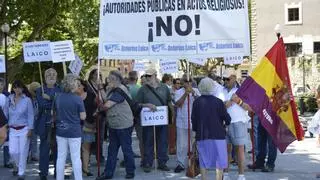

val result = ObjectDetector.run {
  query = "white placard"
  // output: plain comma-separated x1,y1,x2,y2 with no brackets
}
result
23,41,52,63
51,40,75,63
0,55,5,73
187,58,207,66
68,55,83,76
160,59,178,73
224,54,244,65
223,53,243,64
141,106,168,126
133,62,145,72
98,0,250,60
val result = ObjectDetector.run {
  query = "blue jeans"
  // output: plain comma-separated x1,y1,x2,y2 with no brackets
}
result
256,121,277,168
253,115,260,155
142,125,169,167
39,125,57,177
104,127,135,177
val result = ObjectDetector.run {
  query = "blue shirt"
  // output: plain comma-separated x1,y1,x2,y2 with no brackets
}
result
55,93,85,138
5,94,34,130
36,85,61,111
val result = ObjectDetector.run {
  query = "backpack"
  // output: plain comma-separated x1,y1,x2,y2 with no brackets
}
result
109,87,142,118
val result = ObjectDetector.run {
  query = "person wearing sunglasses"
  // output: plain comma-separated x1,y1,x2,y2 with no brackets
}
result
174,74,200,173
222,71,251,180
136,68,172,173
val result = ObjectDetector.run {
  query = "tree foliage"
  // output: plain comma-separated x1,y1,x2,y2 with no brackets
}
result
0,0,99,83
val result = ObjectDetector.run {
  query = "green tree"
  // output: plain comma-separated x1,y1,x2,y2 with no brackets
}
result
0,0,99,83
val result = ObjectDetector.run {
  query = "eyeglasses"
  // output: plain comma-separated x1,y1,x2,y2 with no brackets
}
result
223,78,230,81
145,75,152,78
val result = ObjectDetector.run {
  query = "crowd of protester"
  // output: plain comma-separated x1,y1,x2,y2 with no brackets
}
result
2,66,310,180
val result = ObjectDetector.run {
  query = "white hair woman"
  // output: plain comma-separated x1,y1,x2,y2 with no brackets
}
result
96,70,136,179
191,77,231,180
54,74,86,180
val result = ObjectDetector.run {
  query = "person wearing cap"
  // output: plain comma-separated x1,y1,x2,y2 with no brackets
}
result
136,68,172,173
222,70,251,180
27,82,41,162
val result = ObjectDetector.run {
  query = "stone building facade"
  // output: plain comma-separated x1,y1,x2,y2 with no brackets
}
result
251,0,320,92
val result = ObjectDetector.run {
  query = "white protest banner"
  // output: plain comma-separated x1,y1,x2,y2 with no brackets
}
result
68,55,83,76
187,58,207,66
0,55,5,73
224,53,244,65
98,0,250,60
160,59,178,73
141,106,168,126
133,61,145,72
23,41,52,63
51,40,75,63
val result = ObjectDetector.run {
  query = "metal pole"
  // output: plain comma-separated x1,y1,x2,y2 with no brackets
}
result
4,33,8,89
302,56,306,93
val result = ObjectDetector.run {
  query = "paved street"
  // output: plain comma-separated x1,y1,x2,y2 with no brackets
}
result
1,133,320,180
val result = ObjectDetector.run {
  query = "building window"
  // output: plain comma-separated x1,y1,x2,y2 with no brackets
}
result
285,2,302,25
285,43,302,57
288,8,299,21
314,42,320,54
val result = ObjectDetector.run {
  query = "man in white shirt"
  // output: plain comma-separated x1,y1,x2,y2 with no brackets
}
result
174,75,201,173
222,71,251,180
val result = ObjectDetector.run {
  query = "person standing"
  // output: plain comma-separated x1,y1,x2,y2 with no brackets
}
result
27,82,41,162
174,75,200,173
0,77,12,168
127,71,143,165
96,70,135,179
222,72,251,180
247,115,277,172
35,68,62,180
77,80,96,177
192,77,231,180
136,68,171,173
87,69,106,164
54,74,86,180
5,80,34,180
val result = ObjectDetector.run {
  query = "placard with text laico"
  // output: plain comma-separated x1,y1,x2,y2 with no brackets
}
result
98,0,250,60
140,106,168,126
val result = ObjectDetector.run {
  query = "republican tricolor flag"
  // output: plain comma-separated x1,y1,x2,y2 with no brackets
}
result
236,38,304,153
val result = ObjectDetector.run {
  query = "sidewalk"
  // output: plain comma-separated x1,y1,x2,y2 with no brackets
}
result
1,134,320,180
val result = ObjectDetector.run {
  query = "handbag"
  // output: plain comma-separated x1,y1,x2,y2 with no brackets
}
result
186,142,200,178
145,85,174,124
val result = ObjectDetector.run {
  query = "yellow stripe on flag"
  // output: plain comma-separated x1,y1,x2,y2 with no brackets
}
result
252,57,297,138
251,57,283,98
279,105,297,138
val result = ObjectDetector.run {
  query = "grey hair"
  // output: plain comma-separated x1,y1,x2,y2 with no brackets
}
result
198,77,215,95
61,74,80,93
109,70,123,84
45,68,57,77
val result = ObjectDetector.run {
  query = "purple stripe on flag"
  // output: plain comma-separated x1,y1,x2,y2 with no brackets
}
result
236,77,296,152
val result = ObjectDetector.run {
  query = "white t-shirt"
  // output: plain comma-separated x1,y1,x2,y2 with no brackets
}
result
212,81,225,101
0,93,7,108
175,88,201,129
223,87,250,124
